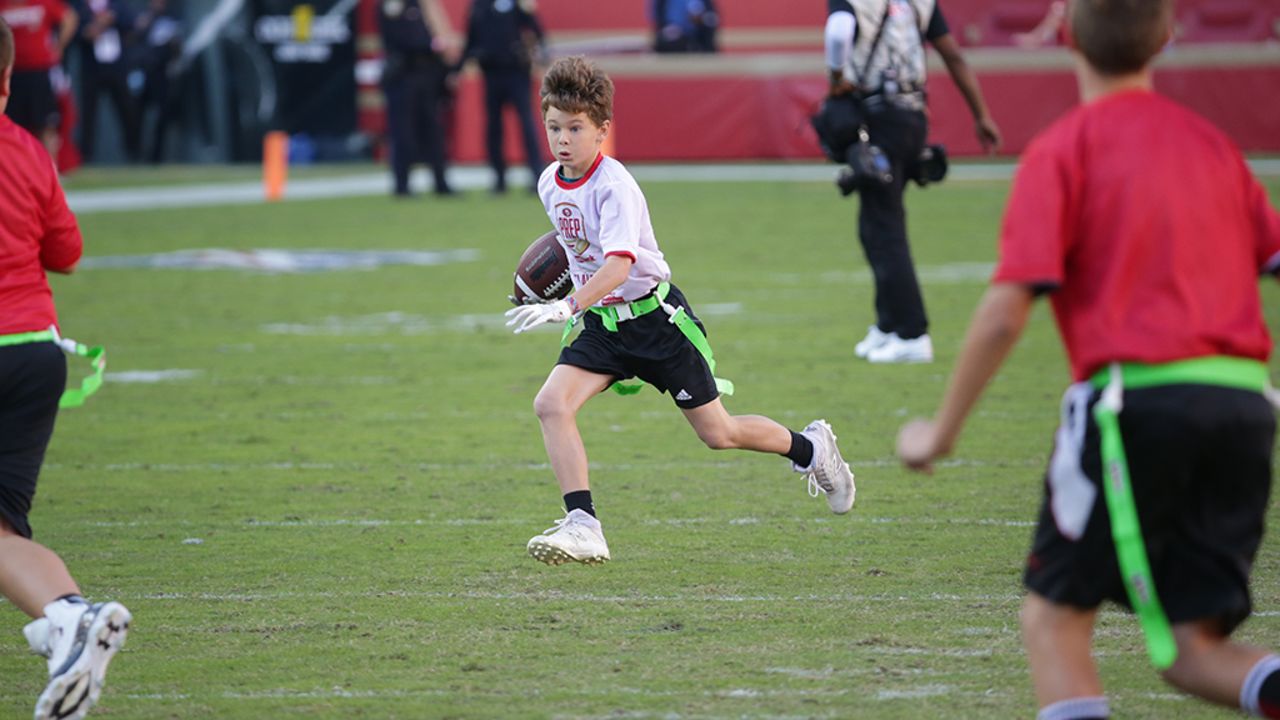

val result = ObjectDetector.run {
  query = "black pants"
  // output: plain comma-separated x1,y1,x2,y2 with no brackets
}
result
5,69,59,136
482,68,543,192
80,64,141,163
383,57,451,196
857,104,927,339
0,342,66,539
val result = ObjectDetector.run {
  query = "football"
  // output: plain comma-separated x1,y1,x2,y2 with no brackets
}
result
511,231,572,305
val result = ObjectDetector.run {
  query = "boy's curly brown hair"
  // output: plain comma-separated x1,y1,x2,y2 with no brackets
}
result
540,56,614,128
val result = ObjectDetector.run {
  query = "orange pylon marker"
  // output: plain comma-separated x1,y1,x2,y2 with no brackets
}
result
263,131,289,201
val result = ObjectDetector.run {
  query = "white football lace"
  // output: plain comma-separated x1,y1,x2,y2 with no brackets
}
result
541,517,570,536
807,474,823,498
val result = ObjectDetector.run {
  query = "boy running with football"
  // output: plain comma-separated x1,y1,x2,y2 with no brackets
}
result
897,1,1280,717
505,55,856,566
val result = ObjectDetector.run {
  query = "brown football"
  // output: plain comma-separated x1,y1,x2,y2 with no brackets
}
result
512,231,572,305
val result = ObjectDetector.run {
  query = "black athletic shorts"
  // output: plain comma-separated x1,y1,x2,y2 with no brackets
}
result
5,69,60,137
1024,383,1276,634
0,341,67,539
558,283,719,409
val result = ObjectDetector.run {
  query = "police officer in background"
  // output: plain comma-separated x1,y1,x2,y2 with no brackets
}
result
826,0,1000,363
379,0,455,197
456,0,545,195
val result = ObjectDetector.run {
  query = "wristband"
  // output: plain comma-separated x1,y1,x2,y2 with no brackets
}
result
566,296,582,314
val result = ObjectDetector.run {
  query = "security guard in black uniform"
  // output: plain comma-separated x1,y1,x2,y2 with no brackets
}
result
379,0,455,197
456,0,545,194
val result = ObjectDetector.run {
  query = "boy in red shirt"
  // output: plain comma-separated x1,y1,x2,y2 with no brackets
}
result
0,19,129,720
896,0,1280,718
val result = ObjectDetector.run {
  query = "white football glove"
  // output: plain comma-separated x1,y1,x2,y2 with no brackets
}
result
505,299,572,334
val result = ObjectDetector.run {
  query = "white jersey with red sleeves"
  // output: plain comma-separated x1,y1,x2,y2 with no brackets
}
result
537,153,671,306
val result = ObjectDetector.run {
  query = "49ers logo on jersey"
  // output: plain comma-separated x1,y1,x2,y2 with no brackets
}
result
553,203,591,256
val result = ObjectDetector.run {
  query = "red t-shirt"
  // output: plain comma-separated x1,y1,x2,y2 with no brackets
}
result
994,90,1280,381
0,114,82,335
0,0,69,70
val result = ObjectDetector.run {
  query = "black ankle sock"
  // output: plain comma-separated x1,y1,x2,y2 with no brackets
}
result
564,490,596,517
785,431,814,468
1259,668,1280,718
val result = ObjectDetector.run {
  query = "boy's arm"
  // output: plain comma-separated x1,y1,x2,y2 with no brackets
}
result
39,169,84,274
505,255,634,334
897,282,1035,472
567,254,633,311
1248,176,1280,278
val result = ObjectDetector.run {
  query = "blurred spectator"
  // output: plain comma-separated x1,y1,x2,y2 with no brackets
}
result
456,0,545,195
379,0,456,197
131,0,180,163
651,0,718,53
1012,0,1065,48
0,0,77,158
74,0,140,162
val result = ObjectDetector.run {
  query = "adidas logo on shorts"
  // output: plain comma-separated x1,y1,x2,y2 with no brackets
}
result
675,389,692,401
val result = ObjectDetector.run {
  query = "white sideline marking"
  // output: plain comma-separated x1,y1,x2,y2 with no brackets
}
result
260,303,743,336
133,589,1024,604
59,160,1280,215
106,369,201,383
79,248,480,273
44,455,1045,473
774,262,995,286
74,515,1037,530
875,684,952,699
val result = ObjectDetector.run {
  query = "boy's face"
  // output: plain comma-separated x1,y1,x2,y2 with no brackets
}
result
544,106,609,179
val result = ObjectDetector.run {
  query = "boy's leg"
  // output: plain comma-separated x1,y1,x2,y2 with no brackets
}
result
526,364,615,565
1021,592,1106,713
681,399,855,513
1163,620,1275,712
0,518,79,618
533,364,614,496
679,397,789,453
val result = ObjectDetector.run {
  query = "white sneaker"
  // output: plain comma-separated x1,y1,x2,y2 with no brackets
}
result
854,325,890,358
795,419,856,514
866,333,933,364
28,598,131,720
527,509,611,565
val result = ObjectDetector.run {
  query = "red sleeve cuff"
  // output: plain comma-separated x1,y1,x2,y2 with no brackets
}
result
605,250,636,262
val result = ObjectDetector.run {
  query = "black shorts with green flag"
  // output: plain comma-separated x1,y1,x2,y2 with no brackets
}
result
558,283,718,410
0,341,67,539
1024,383,1275,634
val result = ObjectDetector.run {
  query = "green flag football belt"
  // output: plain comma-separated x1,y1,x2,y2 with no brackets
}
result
1088,355,1274,670
0,326,105,408
561,281,735,397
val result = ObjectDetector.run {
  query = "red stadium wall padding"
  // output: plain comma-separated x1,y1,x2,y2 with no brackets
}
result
442,63,1280,165
438,0,825,33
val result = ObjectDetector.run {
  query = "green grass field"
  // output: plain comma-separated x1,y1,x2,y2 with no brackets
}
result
2,167,1278,719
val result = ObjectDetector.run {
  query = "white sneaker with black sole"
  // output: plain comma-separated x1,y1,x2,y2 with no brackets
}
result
27,598,131,720
866,333,933,364
795,419,856,514
854,325,890,359
527,509,611,565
